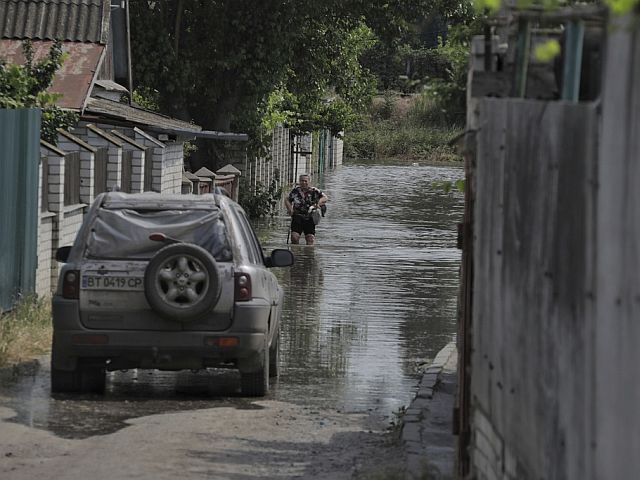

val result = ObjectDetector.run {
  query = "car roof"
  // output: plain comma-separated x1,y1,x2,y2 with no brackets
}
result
99,192,224,210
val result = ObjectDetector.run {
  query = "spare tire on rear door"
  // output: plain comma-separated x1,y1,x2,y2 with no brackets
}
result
144,243,222,322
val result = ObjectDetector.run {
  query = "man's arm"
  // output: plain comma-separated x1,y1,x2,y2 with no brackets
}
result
284,198,293,216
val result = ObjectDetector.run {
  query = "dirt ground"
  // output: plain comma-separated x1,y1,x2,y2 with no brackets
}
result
0,360,407,480
0,402,405,479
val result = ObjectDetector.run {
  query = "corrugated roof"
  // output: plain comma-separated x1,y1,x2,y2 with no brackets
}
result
0,39,104,109
0,0,109,43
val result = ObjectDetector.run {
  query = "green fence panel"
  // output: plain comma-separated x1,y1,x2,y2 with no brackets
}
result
0,108,41,311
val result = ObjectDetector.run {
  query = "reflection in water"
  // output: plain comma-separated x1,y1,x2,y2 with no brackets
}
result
259,163,464,420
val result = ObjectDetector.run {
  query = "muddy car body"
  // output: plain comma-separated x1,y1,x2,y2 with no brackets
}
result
51,192,293,396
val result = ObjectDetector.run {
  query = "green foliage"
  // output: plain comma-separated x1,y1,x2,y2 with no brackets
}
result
420,22,481,126
362,44,452,93
345,114,462,164
344,91,463,163
0,40,78,144
132,87,160,112
474,0,639,14
129,1,439,155
534,39,562,62
433,178,465,194
605,0,640,13
239,178,283,219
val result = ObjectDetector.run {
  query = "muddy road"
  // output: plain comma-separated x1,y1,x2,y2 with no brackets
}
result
0,163,463,479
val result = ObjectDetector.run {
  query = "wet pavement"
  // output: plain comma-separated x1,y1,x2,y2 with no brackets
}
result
0,162,464,441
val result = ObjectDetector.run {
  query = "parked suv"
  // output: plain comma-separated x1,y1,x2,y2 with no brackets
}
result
52,192,294,396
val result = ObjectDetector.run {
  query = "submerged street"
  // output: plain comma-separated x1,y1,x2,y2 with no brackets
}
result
0,162,463,479
263,163,463,419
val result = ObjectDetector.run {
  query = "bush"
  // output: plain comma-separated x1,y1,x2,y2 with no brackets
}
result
344,113,461,163
239,178,283,219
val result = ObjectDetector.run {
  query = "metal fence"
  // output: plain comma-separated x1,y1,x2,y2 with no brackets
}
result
0,108,41,311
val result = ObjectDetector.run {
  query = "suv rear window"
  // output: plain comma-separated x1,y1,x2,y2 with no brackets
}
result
85,208,232,261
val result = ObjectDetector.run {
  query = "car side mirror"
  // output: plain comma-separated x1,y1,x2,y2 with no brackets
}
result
55,246,72,263
265,248,294,268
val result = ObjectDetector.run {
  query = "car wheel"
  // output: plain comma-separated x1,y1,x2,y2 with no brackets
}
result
269,330,279,378
51,364,105,393
144,243,221,322
51,367,78,393
79,365,106,393
240,347,269,397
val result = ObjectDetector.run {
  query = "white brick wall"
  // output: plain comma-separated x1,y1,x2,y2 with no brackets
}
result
60,206,85,248
470,407,522,480
132,129,166,193
36,215,54,296
107,149,122,190
162,143,184,193
128,150,143,193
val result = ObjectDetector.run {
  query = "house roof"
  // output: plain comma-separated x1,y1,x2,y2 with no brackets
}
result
0,0,110,110
85,97,202,133
0,39,104,110
0,0,110,43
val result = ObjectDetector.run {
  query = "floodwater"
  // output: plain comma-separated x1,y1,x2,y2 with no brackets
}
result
260,163,464,418
0,162,463,438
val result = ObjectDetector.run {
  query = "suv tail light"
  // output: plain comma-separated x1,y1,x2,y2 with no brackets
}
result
234,272,252,301
62,270,80,299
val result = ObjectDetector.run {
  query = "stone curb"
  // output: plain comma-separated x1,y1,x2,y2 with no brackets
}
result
401,341,458,479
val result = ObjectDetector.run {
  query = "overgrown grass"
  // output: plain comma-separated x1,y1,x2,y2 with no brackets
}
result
0,295,52,367
344,91,464,165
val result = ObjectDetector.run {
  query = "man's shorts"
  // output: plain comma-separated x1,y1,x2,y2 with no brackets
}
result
291,214,316,236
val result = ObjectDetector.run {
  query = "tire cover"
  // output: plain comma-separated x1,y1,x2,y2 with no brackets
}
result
144,243,221,322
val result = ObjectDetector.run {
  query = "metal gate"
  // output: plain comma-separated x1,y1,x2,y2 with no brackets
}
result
0,109,41,311
94,147,108,194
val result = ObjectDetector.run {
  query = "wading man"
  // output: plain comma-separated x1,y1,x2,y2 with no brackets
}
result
285,174,328,245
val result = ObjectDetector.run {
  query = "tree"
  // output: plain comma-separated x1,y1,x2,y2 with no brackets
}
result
0,40,78,143
129,0,439,146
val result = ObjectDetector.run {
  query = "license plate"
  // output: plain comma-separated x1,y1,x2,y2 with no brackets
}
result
81,275,144,291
